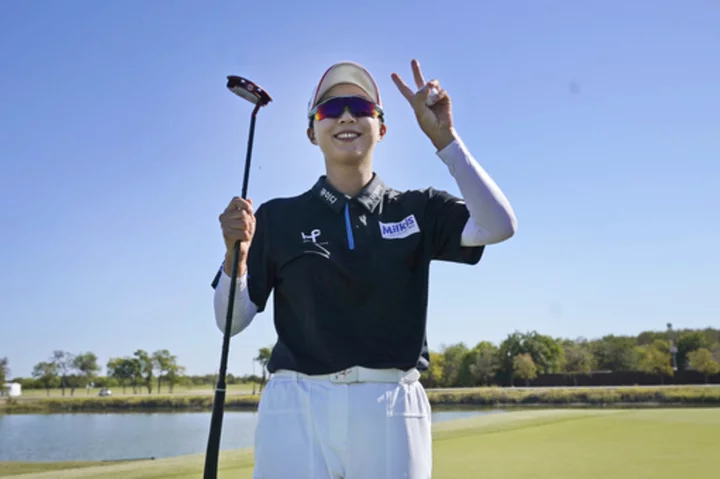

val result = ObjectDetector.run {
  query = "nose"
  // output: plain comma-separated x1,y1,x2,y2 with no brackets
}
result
338,108,356,123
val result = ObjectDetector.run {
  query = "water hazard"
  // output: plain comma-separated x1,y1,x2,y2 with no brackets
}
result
0,409,504,462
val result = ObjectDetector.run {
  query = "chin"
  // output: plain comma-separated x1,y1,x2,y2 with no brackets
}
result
328,151,367,166
322,143,374,164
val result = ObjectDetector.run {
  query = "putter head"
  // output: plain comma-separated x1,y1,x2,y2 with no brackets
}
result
226,76,272,106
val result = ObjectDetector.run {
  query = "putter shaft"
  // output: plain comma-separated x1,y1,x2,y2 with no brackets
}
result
203,101,263,479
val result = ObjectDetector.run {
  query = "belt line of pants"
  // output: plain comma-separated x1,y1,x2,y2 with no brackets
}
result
270,365,422,384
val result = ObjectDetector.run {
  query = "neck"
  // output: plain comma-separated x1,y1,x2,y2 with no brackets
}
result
324,159,374,197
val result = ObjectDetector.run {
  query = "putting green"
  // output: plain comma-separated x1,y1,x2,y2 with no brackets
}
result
1,408,718,478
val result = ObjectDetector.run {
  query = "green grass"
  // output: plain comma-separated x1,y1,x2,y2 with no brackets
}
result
1,408,718,478
431,408,720,479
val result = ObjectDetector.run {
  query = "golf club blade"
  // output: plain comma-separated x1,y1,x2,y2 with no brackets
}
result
227,75,272,106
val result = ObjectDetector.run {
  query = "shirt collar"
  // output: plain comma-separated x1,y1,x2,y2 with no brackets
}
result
311,174,386,213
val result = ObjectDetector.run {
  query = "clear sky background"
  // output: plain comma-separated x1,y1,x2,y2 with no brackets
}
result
1,1,718,379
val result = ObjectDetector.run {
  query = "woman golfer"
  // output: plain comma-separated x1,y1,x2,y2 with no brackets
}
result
213,59,516,479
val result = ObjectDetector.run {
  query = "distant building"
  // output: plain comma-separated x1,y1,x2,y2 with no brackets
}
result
2,383,22,397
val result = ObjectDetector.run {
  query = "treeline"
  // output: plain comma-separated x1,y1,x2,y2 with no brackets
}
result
3,328,720,394
422,327,720,388
5,349,186,396
3,347,274,396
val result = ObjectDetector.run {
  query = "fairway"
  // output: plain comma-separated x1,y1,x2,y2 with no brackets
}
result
1,408,718,478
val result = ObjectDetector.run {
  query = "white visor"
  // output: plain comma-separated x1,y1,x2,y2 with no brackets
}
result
307,61,381,117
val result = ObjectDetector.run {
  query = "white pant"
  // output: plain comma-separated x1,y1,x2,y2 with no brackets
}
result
252,367,433,479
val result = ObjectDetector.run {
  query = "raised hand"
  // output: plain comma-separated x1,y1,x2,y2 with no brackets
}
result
391,59,456,151
218,196,255,275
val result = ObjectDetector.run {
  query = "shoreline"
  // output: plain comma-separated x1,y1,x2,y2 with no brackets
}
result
2,385,719,414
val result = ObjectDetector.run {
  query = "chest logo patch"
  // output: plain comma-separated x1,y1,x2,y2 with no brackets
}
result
301,229,322,243
379,214,420,239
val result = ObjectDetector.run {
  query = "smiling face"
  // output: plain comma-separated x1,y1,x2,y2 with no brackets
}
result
307,83,387,166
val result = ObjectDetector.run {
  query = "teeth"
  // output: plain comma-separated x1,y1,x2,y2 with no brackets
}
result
336,132,359,139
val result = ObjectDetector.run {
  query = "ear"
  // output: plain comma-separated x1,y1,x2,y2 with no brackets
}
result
307,127,318,145
378,123,387,140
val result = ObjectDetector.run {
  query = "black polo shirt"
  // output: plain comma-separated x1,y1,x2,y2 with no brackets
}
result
213,174,484,375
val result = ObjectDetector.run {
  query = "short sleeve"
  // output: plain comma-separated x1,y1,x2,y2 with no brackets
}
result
210,202,275,313
245,203,275,312
425,188,485,264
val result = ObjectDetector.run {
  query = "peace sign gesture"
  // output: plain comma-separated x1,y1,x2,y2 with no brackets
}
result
391,59,457,151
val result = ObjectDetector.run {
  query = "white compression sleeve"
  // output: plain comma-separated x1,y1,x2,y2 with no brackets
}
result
437,136,517,246
213,270,259,337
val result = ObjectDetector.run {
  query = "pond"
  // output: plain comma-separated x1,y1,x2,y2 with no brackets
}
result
0,409,504,462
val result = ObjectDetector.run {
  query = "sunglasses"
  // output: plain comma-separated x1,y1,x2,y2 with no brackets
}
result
308,96,384,124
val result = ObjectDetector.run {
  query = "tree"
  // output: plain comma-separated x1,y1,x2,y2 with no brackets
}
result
0,357,8,386
32,361,59,396
255,347,273,391
713,343,720,363
468,341,500,386
107,357,137,394
676,331,711,371
106,358,122,391
152,349,177,394
73,352,100,395
423,352,446,388
455,343,495,387
164,362,186,393
636,339,674,384
439,343,469,388
456,349,477,387
588,335,639,372
51,351,75,396
687,348,720,383
523,332,566,374
498,333,523,384
151,349,185,394
129,357,143,393
134,350,154,394
562,340,593,386
498,331,565,384
513,353,537,386
636,330,668,346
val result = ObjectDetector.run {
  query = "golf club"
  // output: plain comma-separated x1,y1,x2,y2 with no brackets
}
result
203,75,272,479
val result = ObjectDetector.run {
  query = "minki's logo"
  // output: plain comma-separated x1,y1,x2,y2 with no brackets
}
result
319,187,337,204
301,229,322,243
379,214,420,239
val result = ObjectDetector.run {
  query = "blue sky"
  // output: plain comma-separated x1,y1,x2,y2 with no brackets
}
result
1,1,718,379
